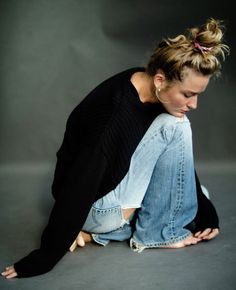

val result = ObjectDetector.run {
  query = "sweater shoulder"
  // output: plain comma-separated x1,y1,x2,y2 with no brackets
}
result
65,67,145,133
80,67,145,104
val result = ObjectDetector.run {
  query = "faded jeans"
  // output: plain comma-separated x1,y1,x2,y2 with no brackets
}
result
82,113,198,251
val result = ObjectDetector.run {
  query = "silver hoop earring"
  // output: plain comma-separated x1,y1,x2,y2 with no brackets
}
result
155,87,169,104
155,87,161,99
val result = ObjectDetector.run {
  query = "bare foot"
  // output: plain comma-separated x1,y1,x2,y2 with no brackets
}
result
160,235,202,249
69,231,92,252
81,231,93,243
1,266,18,279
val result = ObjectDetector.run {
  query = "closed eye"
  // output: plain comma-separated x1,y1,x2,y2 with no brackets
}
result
184,93,199,98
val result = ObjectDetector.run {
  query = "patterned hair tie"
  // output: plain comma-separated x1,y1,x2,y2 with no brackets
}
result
193,40,213,52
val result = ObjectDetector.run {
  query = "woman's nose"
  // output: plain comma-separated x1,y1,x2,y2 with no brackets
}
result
187,96,198,110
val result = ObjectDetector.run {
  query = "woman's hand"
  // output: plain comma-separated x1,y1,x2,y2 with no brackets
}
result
194,228,219,240
1,266,18,279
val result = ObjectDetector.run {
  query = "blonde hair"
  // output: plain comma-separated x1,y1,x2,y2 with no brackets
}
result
146,18,230,82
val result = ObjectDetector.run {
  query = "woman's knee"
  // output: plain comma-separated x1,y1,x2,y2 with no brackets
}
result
153,113,189,125
151,113,191,144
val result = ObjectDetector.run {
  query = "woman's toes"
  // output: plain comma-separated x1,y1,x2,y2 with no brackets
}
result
69,231,88,251
69,240,77,252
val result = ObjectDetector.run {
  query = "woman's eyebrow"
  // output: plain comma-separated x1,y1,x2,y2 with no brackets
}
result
184,90,202,95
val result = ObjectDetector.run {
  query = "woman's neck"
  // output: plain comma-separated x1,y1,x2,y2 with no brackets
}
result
130,72,158,103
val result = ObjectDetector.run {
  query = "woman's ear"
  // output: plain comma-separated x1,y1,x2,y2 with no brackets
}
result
153,72,166,89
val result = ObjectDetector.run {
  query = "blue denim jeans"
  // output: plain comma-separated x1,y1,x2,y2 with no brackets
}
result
82,113,198,250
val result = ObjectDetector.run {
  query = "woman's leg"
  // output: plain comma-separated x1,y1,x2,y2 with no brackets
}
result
80,189,135,246
130,114,198,251
72,113,198,249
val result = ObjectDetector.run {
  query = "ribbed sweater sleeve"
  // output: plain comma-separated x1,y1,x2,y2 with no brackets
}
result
14,145,107,277
193,171,219,231
14,96,110,277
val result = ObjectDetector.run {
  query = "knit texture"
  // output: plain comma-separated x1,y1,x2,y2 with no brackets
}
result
14,67,219,277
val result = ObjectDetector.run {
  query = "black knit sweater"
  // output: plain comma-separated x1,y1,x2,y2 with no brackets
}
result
14,67,219,277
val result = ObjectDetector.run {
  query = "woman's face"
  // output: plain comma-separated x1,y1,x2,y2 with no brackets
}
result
157,68,210,118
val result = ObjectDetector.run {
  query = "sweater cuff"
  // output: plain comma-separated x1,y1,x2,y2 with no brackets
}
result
185,171,219,233
14,248,65,278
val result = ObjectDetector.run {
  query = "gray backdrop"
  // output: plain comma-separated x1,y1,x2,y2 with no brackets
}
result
0,0,235,166
0,2,236,289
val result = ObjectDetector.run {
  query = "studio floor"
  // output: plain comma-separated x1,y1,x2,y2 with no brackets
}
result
0,162,236,290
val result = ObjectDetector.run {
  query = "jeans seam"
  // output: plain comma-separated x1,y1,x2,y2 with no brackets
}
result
168,132,185,239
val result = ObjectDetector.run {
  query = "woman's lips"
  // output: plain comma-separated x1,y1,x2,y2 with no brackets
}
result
180,110,189,114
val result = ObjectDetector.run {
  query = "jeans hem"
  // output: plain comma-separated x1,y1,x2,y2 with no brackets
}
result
130,232,192,253
91,234,109,246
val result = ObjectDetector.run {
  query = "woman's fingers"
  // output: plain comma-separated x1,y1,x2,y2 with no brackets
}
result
198,228,212,238
202,228,219,240
194,228,219,240
1,266,18,279
194,231,202,237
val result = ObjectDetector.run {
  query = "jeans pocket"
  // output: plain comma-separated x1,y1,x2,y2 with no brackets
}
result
82,205,124,234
